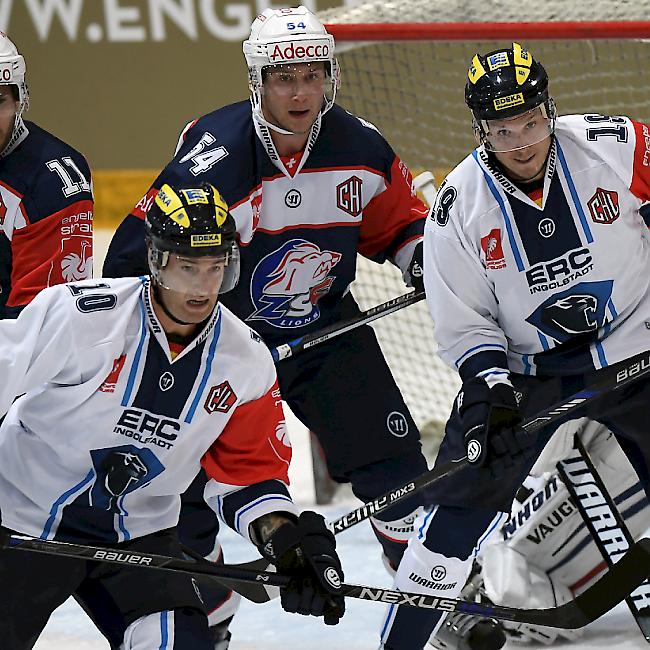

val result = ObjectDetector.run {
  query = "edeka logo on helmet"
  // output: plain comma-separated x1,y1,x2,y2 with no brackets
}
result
465,41,557,154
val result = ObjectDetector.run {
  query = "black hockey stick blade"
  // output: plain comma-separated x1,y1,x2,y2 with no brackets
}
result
341,537,650,628
330,348,650,534
270,290,425,362
7,533,650,626
5,534,278,604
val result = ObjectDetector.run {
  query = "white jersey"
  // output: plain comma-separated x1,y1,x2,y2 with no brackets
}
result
0,277,297,544
424,115,650,380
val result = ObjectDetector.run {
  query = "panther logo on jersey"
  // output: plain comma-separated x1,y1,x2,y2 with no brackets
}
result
525,280,614,343
248,239,342,328
87,445,165,513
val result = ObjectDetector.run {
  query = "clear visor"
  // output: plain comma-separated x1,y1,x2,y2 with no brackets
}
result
148,246,240,296
482,106,554,153
261,63,331,98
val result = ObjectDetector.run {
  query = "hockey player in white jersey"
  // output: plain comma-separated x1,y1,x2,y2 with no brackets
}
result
0,182,345,649
379,42,650,650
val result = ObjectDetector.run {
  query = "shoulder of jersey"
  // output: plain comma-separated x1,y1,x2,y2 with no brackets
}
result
320,104,394,166
174,101,255,198
185,100,254,157
444,148,484,188
3,120,91,194
218,303,272,357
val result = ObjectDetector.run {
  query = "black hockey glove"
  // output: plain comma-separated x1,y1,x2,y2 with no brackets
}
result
457,377,531,479
260,511,345,625
405,241,425,293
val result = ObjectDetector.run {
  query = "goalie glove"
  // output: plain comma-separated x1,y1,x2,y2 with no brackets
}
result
260,511,345,625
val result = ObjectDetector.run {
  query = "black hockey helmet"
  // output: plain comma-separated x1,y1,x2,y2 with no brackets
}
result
465,43,556,151
145,182,240,293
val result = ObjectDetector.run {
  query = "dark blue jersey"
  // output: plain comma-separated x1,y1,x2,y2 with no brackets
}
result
104,102,426,346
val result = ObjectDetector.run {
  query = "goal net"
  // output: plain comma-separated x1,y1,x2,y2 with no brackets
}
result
318,1,650,448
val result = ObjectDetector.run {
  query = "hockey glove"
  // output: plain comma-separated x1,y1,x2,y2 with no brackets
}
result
261,511,345,625
457,377,530,478
405,241,425,293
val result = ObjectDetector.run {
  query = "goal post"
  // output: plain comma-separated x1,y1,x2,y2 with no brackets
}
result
317,1,650,449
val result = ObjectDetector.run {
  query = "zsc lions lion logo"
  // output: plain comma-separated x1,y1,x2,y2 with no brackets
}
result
248,239,342,328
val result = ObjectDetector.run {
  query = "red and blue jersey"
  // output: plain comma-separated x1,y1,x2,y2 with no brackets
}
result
0,120,93,319
104,101,426,346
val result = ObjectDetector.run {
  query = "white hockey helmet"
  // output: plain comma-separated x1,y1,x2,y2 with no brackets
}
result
0,32,28,109
243,6,339,127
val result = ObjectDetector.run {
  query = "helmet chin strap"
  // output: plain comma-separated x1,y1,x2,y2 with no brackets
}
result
253,105,296,136
153,282,206,327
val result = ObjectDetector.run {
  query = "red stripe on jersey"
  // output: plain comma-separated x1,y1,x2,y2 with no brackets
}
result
132,187,160,220
254,220,359,236
358,156,428,258
630,120,650,202
8,200,93,308
201,380,291,487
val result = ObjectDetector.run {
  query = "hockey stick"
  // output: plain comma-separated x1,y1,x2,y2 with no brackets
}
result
6,532,650,628
558,434,650,641
270,290,425,362
269,171,437,363
329,347,650,534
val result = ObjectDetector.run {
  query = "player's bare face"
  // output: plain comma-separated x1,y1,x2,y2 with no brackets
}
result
153,256,225,333
486,108,553,183
261,63,327,135
0,85,19,151
494,136,552,183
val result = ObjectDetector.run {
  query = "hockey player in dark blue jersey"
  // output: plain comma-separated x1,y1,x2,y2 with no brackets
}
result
0,33,93,320
104,6,431,647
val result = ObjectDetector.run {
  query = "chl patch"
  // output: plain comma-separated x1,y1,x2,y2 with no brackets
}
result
204,380,238,414
337,175,363,217
99,354,127,393
494,93,525,111
588,187,620,224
